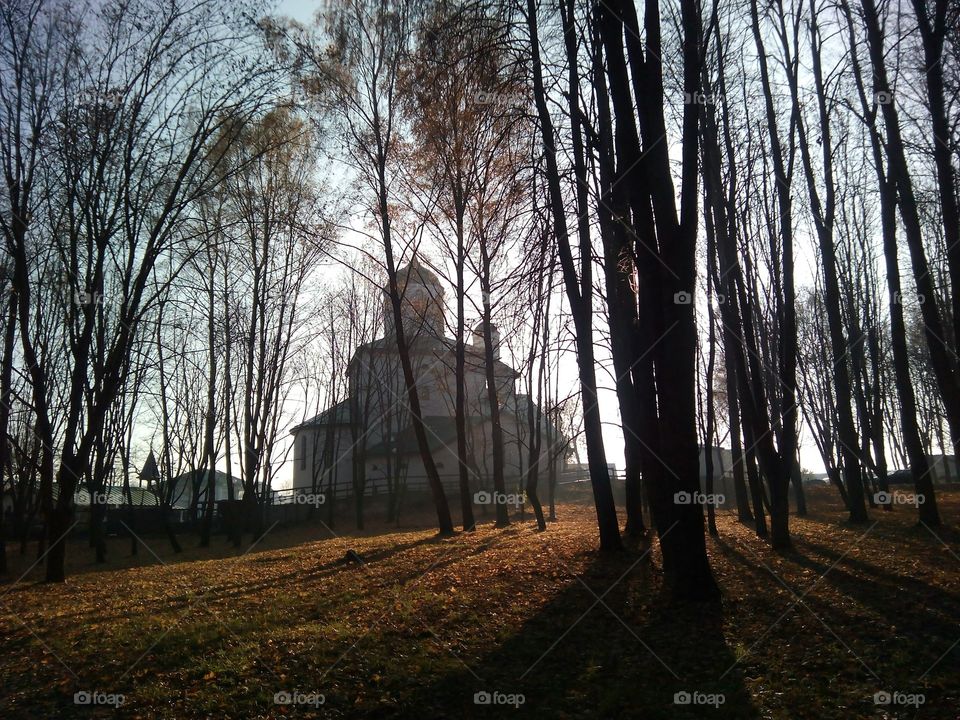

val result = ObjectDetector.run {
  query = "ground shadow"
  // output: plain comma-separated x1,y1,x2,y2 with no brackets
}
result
713,536,960,716
369,552,758,719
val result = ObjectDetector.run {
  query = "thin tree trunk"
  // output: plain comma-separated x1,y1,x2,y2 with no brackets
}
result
454,211,475,532
789,0,866,521
0,288,16,573
527,0,620,551
844,0,941,525
858,0,960,454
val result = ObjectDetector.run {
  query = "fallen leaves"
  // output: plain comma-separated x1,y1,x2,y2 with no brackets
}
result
0,490,958,718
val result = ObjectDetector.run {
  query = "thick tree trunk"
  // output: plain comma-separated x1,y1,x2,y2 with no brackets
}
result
603,0,719,598
44,506,71,583
587,20,646,538
45,454,84,582
743,425,769,537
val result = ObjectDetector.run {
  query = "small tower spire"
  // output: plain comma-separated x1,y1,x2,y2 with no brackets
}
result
140,449,160,489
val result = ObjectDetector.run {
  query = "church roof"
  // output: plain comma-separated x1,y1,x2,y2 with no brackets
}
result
395,259,441,290
140,449,160,481
471,320,499,334
290,399,353,433
350,334,519,378
364,416,465,456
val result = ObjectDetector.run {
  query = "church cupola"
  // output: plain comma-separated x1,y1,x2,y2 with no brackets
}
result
471,319,500,360
384,258,445,337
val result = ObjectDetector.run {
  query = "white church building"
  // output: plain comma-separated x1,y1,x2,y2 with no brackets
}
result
290,260,566,501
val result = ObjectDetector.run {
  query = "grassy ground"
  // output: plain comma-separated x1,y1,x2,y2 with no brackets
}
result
0,487,958,718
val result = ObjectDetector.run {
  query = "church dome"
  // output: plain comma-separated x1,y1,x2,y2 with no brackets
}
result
471,319,501,359
396,260,441,289
471,320,498,335
384,258,445,337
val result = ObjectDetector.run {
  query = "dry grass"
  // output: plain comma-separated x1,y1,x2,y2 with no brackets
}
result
1,488,958,718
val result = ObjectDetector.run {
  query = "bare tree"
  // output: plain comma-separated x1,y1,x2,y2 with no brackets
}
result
277,0,455,534
1,0,281,580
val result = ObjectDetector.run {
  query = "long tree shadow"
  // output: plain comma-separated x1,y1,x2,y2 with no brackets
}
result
387,552,757,719
791,533,960,603
713,537,960,716
784,538,960,638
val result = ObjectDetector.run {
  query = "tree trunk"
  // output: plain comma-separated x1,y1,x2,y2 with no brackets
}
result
845,0,941,525
789,0,867,522
0,288,16,573
604,0,719,598
858,0,960,453
747,0,798,551
911,0,960,358
200,252,218,547
481,316,508,528
453,208,475,532
527,0,620,551
380,237,453,535
586,17,646,538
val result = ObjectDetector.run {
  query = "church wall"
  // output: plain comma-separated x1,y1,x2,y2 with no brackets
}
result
292,425,355,499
